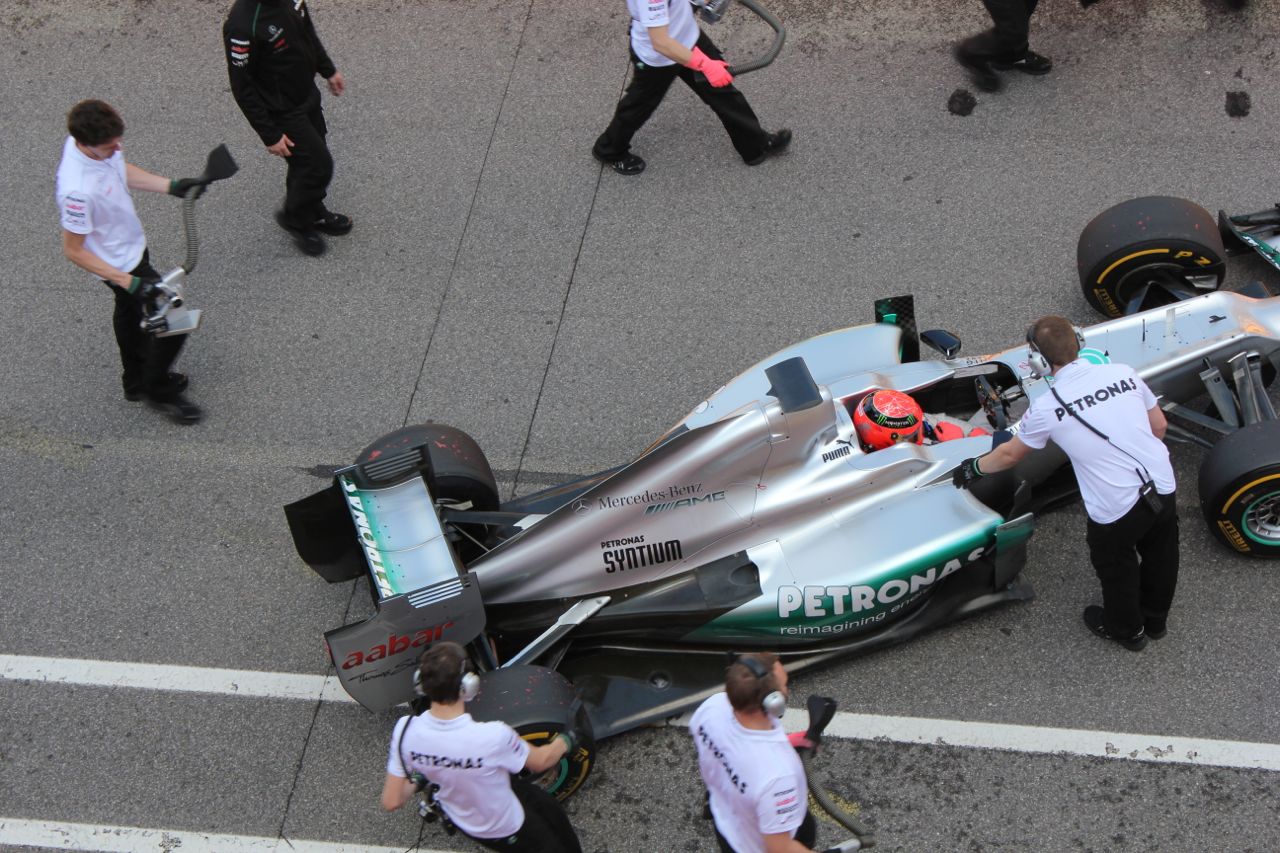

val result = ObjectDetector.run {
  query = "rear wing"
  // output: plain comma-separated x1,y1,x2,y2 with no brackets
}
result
284,445,486,710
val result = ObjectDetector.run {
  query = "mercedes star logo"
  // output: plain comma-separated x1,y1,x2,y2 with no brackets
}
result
572,499,590,515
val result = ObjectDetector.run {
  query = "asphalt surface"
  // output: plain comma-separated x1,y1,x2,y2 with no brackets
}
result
2,0,1279,851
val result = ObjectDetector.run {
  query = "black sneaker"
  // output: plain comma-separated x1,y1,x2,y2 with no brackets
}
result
313,211,353,236
275,210,326,256
745,129,792,166
1083,605,1147,651
953,45,1001,92
1145,618,1168,640
993,50,1053,75
125,372,187,401
593,150,646,176
147,393,203,425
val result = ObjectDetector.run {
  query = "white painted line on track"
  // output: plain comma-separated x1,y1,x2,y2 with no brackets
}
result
0,817,458,853
6,653,1280,772
0,654,355,704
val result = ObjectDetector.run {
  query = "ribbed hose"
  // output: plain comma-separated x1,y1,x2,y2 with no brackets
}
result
801,751,877,848
180,193,199,274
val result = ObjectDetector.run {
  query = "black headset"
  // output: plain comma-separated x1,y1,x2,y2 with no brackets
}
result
731,654,787,719
413,647,481,703
1026,321,1086,379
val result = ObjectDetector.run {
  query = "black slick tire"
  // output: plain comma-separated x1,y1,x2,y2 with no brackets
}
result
1198,420,1280,558
1078,196,1226,318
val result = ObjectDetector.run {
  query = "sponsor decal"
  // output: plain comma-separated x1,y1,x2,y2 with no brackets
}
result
1078,347,1110,365
601,535,645,548
776,547,985,620
65,202,85,212
571,498,590,515
597,482,703,510
644,490,724,515
1218,519,1250,553
603,538,682,573
340,623,454,670
408,752,484,769
695,723,746,794
342,478,393,597
821,444,851,463
773,786,800,816
1052,379,1137,421
267,24,283,39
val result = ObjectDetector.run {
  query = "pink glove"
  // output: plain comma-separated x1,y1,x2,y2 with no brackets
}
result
687,46,733,88
787,731,815,750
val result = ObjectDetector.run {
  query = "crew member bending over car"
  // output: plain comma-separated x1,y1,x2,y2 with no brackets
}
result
952,315,1179,651
690,653,823,853
381,642,584,852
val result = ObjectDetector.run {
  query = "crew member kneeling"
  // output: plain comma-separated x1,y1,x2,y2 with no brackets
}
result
690,652,819,853
381,642,584,853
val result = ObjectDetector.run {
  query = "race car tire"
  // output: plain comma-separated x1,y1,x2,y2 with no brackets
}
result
1198,420,1280,558
466,665,596,801
1078,196,1226,318
356,423,499,513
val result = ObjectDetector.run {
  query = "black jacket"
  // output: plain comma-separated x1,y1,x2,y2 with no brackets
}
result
224,0,337,145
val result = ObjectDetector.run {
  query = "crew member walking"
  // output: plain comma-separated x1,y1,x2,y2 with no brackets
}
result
689,653,820,853
593,0,791,175
381,642,585,853
223,0,351,256
953,0,1056,92
56,99,206,424
954,314,1179,650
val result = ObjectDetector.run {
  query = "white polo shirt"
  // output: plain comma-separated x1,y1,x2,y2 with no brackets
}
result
690,692,807,853
387,711,531,839
1018,360,1176,524
55,136,146,274
628,0,700,67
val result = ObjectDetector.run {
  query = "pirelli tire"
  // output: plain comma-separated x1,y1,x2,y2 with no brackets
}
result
356,423,499,512
466,665,597,801
1078,196,1227,318
1198,421,1280,558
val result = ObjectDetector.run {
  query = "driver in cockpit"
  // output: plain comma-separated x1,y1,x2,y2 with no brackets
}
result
852,389,991,452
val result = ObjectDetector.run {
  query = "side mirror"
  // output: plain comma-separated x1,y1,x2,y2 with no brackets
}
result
921,329,961,358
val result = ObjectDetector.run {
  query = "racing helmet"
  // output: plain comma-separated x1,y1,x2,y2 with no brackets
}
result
854,389,924,450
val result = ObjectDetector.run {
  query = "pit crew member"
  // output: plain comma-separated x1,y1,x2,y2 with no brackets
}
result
689,653,820,853
223,0,351,257
953,314,1179,651
381,642,584,852
56,99,205,424
592,0,791,175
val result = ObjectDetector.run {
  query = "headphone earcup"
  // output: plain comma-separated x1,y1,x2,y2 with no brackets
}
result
762,690,787,719
1074,326,1086,350
412,668,425,697
1027,348,1051,379
459,670,481,703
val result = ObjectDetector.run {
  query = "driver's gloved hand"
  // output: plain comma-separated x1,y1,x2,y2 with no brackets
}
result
952,457,987,489
168,177,209,200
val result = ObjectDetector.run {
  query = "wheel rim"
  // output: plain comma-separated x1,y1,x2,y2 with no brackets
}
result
1242,490,1280,544
519,730,574,796
1112,263,1218,314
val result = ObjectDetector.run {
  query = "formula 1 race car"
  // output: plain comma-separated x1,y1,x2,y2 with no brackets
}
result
286,195,1280,798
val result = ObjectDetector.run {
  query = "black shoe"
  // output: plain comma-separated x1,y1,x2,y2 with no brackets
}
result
1145,618,1168,640
125,372,187,401
276,210,326,256
953,45,1002,92
147,392,202,425
745,129,792,166
313,211,353,236
593,150,646,176
993,49,1053,75
1083,605,1147,651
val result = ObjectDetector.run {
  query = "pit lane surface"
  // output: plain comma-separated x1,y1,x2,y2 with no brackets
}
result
2,1,1278,850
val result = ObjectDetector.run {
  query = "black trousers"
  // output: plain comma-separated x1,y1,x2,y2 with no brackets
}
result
714,810,817,853
469,778,582,853
106,249,187,400
277,99,333,228
959,0,1040,59
593,31,768,164
1085,490,1180,638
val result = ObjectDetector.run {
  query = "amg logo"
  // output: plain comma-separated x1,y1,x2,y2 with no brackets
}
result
644,491,726,515
604,539,682,573
822,445,851,463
